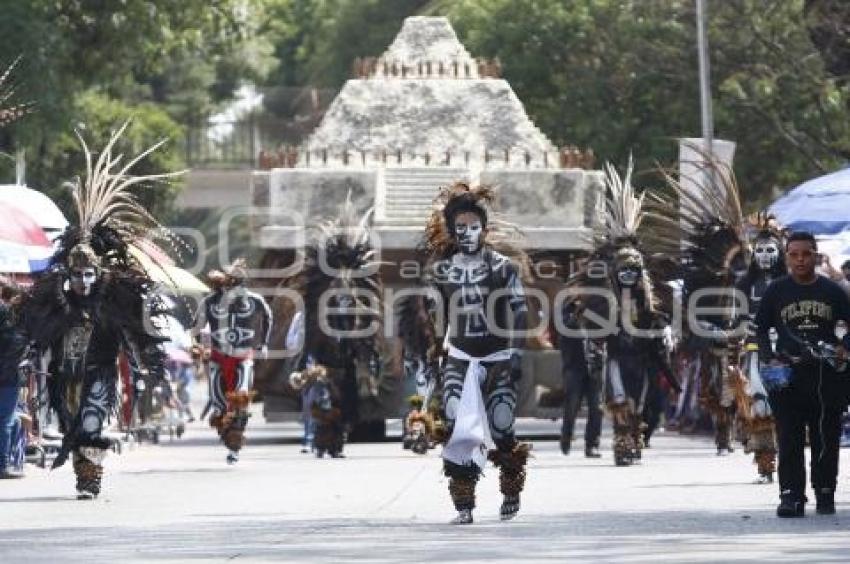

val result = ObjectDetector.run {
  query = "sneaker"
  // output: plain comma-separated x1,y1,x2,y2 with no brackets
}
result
0,468,24,479
585,445,601,458
451,508,473,525
756,472,773,485
776,491,805,518
559,438,570,456
816,489,836,515
226,451,239,465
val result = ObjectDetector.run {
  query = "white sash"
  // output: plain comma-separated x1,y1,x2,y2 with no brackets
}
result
441,345,514,468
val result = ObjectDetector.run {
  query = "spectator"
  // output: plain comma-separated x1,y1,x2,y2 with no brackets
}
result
0,282,27,479
755,231,850,517
819,254,850,295
841,259,850,282
557,312,603,458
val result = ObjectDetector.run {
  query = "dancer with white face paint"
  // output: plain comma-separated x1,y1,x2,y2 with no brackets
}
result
736,214,787,483
18,123,175,499
565,160,676,467
422,183,530,525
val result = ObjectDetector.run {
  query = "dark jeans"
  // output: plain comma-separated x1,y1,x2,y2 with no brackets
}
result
642,379,666,442
561,365,602,448
770,373,843,496
0,385,18,471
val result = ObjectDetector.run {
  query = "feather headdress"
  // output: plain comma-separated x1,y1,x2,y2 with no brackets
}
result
568,158,663,314
741,212,787,281
647,147,746,277
595,158,646,248
421,181,530,279
745,212,786,242
644,147,748,290
52,120,185,271
281,194,384,359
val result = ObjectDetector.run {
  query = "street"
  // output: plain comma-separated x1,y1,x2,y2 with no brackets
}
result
2,414,850,563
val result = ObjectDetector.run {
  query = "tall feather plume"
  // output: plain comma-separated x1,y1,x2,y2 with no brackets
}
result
53,119,187,272
70,120,185,244
0,56,32,127
644,143,748,289
595,157,645,248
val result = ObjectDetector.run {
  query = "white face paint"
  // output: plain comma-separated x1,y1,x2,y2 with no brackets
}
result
753,239,780,270
454,213,483,255
616,266,641,287
70,267,98,296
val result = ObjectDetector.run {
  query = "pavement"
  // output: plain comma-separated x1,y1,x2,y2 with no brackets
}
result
2,412,850,563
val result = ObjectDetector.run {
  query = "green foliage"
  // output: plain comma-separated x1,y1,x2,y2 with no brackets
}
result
441,0,850,208
32,91,185,224
3,0,850,222
260,0,429,92
0,0,267,221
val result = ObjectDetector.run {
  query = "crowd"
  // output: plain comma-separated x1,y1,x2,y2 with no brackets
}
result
3,119,850,524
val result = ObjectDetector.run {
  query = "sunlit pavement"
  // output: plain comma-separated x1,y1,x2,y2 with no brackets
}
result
2,413,850,563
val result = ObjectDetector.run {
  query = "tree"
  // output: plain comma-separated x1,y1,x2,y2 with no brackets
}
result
0,0,267,220
440,0,850,207
36,92,185,223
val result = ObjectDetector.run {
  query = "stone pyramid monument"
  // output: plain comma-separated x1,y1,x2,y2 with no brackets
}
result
253,16,601,252
306,16,556,158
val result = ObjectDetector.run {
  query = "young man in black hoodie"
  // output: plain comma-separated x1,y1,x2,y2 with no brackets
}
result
755,231,850,517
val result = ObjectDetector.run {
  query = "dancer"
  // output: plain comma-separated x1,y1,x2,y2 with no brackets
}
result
198,259,272,464
735,215,786,482
273,197,383,457
422,182,530,524
650,151,750,456
18,122,176,498
566,161,675,466
398,290,443,454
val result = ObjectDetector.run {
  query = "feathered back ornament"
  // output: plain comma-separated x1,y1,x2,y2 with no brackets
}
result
52,120,186,271
644,148,748,288
282,193,384,353
568,158,662,314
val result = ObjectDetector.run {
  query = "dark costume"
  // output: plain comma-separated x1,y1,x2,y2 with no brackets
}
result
276,198,383,458
735,215,786,482
398,291,443,454
18,122,177,498
198,260,272,464
648,155,750,456
557,303,604,456
568,161,674,466
422,182,530,524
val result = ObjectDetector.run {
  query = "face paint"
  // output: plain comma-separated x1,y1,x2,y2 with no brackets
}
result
454,216,483,254
616,266,641,287
753,239,780,270
70,267,98,296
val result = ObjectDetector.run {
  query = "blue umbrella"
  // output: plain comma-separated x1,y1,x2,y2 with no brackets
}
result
769,166,850,235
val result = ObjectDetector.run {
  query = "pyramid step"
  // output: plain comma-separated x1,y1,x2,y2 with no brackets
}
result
385,186,437,193
384,195,434,202
384,209,432,215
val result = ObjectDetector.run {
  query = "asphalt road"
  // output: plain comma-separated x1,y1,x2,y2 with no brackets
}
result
2,414,850,563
